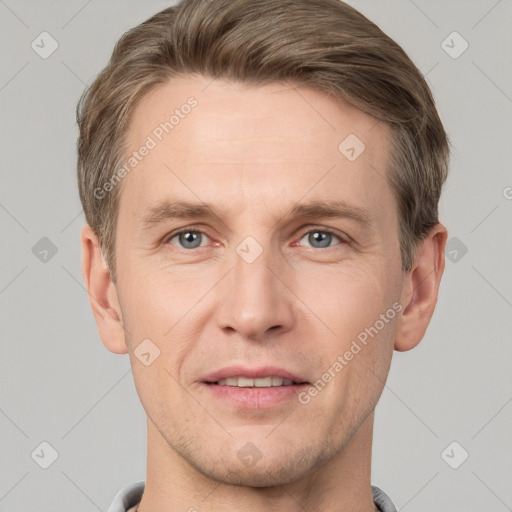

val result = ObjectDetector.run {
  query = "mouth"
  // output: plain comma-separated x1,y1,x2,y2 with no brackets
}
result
206,376,308,387
201,365,309,387
200,366,310,409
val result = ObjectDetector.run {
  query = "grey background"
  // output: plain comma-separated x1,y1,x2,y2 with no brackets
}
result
1,0,511,510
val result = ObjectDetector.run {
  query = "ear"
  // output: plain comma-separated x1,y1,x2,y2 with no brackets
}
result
80,225,127,354
394,223,448,352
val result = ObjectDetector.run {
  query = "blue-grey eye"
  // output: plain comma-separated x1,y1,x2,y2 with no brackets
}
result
171,230,205,249
300,231,341,248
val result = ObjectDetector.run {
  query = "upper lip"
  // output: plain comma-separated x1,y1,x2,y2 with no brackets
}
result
201,365,308,384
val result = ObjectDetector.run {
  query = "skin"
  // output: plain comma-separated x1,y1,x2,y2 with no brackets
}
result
81,76,447,512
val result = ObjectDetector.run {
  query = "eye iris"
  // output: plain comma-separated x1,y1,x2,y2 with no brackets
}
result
309,231,332,248
175,231,335,249
179,231,202,249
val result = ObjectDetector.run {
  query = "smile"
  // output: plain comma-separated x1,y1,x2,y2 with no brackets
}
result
214,376,298,387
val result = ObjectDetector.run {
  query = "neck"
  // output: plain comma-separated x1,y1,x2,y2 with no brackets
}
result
137,413,378,512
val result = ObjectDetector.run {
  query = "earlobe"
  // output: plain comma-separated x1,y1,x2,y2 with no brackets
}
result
80,225,128,354
394,223,447,352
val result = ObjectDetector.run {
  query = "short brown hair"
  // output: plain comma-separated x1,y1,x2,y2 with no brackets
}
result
76,0,450,282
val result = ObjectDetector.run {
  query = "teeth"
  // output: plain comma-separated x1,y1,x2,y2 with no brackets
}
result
216,376,295,387
255,377,272,387
238,377,254,387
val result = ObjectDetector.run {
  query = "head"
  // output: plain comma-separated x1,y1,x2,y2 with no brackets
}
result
78,0,449,488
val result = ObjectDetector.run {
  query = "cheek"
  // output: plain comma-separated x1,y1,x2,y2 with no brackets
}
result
294,262,398,401
296,259,394,337
119,260,214,332
118,267,215,399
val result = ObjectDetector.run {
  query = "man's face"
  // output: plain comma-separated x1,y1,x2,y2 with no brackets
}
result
114,76,405,485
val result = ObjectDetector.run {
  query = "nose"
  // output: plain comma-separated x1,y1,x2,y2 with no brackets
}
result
215,242,295,341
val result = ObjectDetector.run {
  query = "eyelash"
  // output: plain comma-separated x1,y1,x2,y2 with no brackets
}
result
164,226,348,250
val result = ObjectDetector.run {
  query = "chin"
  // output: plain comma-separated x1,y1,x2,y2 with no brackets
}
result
205,463,307,488
186,443,329,488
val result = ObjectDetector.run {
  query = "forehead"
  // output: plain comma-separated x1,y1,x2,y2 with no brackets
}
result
127,76,390,159
119,75,395,227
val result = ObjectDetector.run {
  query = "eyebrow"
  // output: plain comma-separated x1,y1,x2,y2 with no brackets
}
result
141,201,224,228
140,199,374,230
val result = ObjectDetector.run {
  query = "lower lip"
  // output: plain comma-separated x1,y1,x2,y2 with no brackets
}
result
202,382,309,409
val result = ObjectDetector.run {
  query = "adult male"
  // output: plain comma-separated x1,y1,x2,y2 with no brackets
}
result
77,1,449,510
